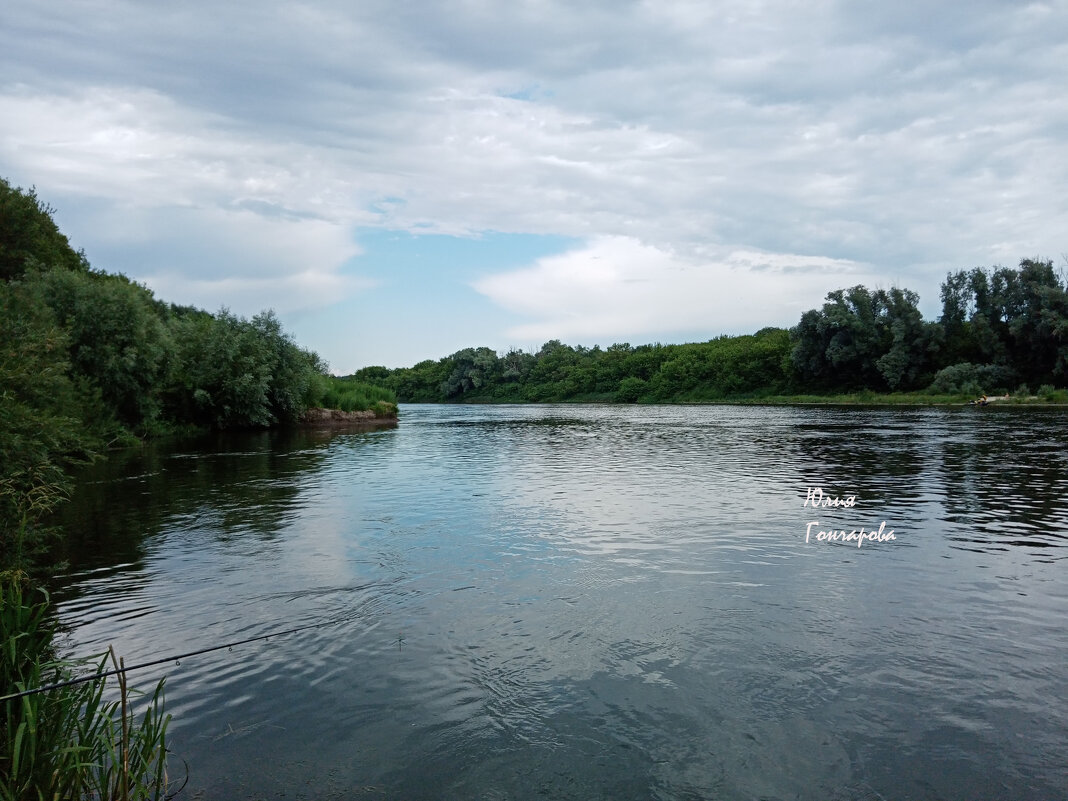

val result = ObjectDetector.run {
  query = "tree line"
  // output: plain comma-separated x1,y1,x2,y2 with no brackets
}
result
353,261,1068,404
1,177,394,574
792,261,1068,395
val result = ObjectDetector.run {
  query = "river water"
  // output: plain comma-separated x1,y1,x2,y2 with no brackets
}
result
52,404,1068,800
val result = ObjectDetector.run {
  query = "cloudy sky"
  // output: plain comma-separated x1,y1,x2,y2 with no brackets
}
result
2,1,1066,371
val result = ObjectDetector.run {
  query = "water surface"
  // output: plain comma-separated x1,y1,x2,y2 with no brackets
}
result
53,404,1068,799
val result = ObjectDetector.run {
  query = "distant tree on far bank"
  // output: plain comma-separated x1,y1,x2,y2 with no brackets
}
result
786,258,1068,396
935,259,1068,390
790,285,941,392
355,328,795,404
354,258,1066,404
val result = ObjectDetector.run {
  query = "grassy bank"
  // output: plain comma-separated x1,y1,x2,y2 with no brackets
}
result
693,390,1068,406
399,387,1068,407
318,376,399,415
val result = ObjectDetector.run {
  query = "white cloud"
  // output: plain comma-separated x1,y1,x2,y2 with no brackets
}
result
1,0,1067,359
0,87,367,224
472,236,882,342
0,87,373,311
145,269,377,319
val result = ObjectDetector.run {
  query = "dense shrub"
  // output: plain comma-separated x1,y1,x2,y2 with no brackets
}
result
616,376,647,403
927,362,1016,395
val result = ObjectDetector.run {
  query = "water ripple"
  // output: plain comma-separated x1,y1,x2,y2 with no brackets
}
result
47,404,1068,801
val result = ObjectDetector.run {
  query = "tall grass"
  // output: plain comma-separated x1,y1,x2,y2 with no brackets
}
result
319,377,397,415
1,577,172,800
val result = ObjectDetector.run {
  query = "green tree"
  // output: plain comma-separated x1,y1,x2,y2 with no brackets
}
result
0,281,96,571
874,287,939,390
791,286,882,389
389,359,449,402
500,349,534,383
0,178,88,281
938,269,979,365
251,310,326,424
35,269,172,432
1004,259,1068,384
791,285,935,391
166,310,274,428
440,347,501,398
524,341,581,401
968,267,1009,366
936,259,1068,386
615,376,647,402
591,343,632,393
353,365,392,384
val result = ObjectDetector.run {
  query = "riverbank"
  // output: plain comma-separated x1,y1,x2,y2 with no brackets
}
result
702,391,1068,406
402,390,1068,407
299,403,399,425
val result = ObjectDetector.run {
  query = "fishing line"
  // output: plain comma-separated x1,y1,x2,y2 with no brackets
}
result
0,611,362,703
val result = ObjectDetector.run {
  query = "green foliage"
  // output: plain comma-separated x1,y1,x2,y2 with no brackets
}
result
302,371,331,410
500,349,534,382
351,365,391,383
164,309,266,428
615,376,647,403
0,178,88,281
157,307,336,430
874,288,941,390
790,260,1068,395
0,281,97,573
356,261,1066,405
937,259,1068,386
647,329,793,401
253,311,328,424
33,268,172,432
1,178,348,573
166,309,287,429
317,376,397,413
355,329,794,404
1,179,340,438
927,362,1016,395
378,359,449,403
440,347,501,398
1036,384,1065,402
791,286,883,389
371,400,399,418
789,285,938,392
0,579,172,800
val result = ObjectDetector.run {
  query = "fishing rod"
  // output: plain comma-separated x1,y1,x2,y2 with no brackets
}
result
0,611,363,703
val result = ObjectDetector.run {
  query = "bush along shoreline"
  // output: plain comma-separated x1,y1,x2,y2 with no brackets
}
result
300,400,400,425
2,176,398,568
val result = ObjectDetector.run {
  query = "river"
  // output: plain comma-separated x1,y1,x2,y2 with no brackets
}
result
52,404,1068,800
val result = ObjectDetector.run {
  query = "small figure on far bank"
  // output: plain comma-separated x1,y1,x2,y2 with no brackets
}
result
970,394,988,406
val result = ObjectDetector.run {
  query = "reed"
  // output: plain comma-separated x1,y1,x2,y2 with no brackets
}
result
1,577,172,800
319,377,397,414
